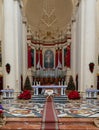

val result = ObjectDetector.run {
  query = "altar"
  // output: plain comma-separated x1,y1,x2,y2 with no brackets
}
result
32,85,67,96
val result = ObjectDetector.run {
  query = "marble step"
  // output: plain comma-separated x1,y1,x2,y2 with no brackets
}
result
31,95,46,103
31,95,68,103
54,96,68,103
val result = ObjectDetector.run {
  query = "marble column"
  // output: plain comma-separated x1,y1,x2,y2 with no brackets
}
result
83,0,96,89
22,17,27,86
3,0,16,89
14,0,23,92
77,0,85,92
0,0,2,41
71,20,76,82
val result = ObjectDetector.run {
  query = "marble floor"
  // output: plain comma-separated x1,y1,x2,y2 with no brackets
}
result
0,95,99,129
55,99,99,118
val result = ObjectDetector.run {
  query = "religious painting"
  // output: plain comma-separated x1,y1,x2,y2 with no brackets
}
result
44,50,54,68
31,48,34,66
64,48,67,66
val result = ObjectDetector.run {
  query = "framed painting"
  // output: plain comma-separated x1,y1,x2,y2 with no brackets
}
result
44,50,54,68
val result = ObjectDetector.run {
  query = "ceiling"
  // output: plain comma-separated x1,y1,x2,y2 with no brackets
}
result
23,0,73,42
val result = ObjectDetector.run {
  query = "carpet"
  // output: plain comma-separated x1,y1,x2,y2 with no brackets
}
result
41,96,59,130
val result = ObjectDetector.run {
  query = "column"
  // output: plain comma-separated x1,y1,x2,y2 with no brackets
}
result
22,17,27,86
71,20,76,81
83,0,96,89
0,0,2,41
14,0,23,92
76,0,85,92
3,0,16,89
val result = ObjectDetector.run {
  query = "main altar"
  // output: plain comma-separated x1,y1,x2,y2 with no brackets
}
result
32,85,67,96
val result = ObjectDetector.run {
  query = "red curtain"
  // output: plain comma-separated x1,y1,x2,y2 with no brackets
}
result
60,49,62,64
28,45,31,68
0,76,3,90
36,50,39,66
40,50,42,67
66,45,71,68
55,49,58,67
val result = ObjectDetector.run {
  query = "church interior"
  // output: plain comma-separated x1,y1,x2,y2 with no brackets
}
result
0,0,99,129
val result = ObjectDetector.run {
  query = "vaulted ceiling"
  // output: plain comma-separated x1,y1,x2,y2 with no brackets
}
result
23,0,74,42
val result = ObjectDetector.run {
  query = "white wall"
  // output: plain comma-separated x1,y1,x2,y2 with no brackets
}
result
96,0,99,71
0,0,2,41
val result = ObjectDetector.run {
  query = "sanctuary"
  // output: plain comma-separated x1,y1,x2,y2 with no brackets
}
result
0,0,99,129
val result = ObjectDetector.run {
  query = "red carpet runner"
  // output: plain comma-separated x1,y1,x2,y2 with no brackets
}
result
41,96,59,130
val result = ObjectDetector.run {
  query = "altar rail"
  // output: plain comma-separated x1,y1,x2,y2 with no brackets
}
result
86,89,99,99
1,89,14,99
32,85,67,96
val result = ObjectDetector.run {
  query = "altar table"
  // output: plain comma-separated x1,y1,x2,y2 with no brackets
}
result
32,85,67,96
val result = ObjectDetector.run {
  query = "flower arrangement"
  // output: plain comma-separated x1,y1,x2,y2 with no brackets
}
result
18,90,31,100
68,90,80,99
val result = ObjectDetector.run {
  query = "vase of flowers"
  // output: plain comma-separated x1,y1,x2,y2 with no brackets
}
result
68,90,80,100
17,90,31,100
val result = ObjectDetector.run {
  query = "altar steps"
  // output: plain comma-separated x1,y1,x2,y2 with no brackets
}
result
53,96,68,103
31,95,46,103
31,95,68,103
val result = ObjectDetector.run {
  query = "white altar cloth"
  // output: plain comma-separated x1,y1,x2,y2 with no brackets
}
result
32,85,67,88
32,85,67,96
44,89,54,96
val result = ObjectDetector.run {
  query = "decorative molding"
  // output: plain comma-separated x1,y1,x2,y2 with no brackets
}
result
41,0,56,27
73,0,81,7
14,0,23,8
22,17,27,24
31,39,67,46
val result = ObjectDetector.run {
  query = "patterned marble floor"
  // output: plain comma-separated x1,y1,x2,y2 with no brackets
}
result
1,99,44,118
55,99,99,118
1,97,99,118
0,96,99,129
